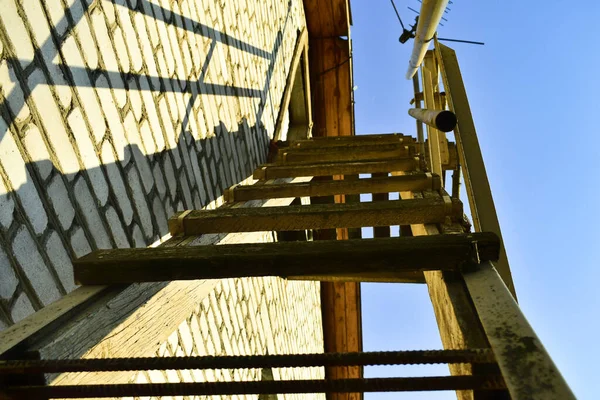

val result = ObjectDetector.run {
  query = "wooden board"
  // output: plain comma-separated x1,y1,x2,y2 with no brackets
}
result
226,173,440,202
292,133,410,148
372,173,391,238
169,196,463,235
74,233,500,284
283,142,412,154
304,0,350,37
309,37,353,138
273,29,309,142
254,158,419,180
281,145,411,163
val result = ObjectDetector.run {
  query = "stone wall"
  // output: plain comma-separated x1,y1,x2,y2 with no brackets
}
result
0,0,325,395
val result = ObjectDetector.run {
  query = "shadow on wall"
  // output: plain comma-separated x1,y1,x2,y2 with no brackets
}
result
0,0,296,327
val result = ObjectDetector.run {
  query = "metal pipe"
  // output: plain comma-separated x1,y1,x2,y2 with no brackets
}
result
405,0,449,79
464,261,576,399
408,108,456,132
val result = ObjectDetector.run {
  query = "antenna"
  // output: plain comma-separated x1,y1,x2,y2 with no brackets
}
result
391,1,484,46
390,0,406,30
437,37,485,46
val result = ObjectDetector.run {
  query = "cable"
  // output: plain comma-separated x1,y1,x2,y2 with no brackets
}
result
390,0,405,30
319,56,352,77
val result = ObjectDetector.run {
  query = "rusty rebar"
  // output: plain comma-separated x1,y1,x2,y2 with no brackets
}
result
0,375,506,398
0,349,495,374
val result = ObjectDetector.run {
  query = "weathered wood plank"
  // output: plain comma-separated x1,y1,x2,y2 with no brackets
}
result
292,133,411,148
74,233,500,284
169,196,462,235
226,173,440,202
254,158,419,180
280,145,411,163
372,172,391,238
274,29,308,141
283,142,413,154
336,37,353,138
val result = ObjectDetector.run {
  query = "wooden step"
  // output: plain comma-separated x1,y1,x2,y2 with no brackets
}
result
226,173,440,202
168,196,462,235
279,144,414,163
74,233,499,285
291,134,414,148
253,158,419,180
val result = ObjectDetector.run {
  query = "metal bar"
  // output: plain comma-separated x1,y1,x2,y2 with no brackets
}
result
451,165,461,199
1,375,507,398
406,0,450,79
463,261,575,399
422,52,444,177
0,349,495,374
435,41,517,296
412,73,427,158
408,108,456,132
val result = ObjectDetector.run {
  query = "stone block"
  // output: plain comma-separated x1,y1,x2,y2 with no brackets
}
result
12,226,62,306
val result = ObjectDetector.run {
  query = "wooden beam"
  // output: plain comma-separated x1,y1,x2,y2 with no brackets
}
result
292,133,410,147
274,29,309,141
304,0,350,37
372,173,391,238
283,142,413,154
253,158,419,180
436,42,516,297
280,144,412,163
226,173,440,202
169,196,463,235
74,233,499,285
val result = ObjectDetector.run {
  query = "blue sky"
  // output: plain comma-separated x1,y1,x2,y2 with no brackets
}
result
353,1,600,398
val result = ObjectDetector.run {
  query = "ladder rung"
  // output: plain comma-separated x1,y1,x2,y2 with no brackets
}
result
1,376,506,398
279,144,413,163
226,173,440,202
0,349,495,373
284,142,417,154
291,134,413,148
73,233,499,285
254,158,419,179
169,196,462,235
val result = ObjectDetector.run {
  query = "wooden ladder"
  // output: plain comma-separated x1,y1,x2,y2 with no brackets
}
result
0,133,574,400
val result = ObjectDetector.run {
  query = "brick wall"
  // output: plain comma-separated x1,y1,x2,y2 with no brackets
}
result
0,0,324,393
132,278,325,400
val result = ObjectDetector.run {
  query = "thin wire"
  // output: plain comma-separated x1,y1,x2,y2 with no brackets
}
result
437,37,485,46
319,57,352,77
390,0,406,30
407,6,420,15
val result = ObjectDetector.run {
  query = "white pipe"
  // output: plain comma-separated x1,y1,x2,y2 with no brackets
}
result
405,0,449,79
